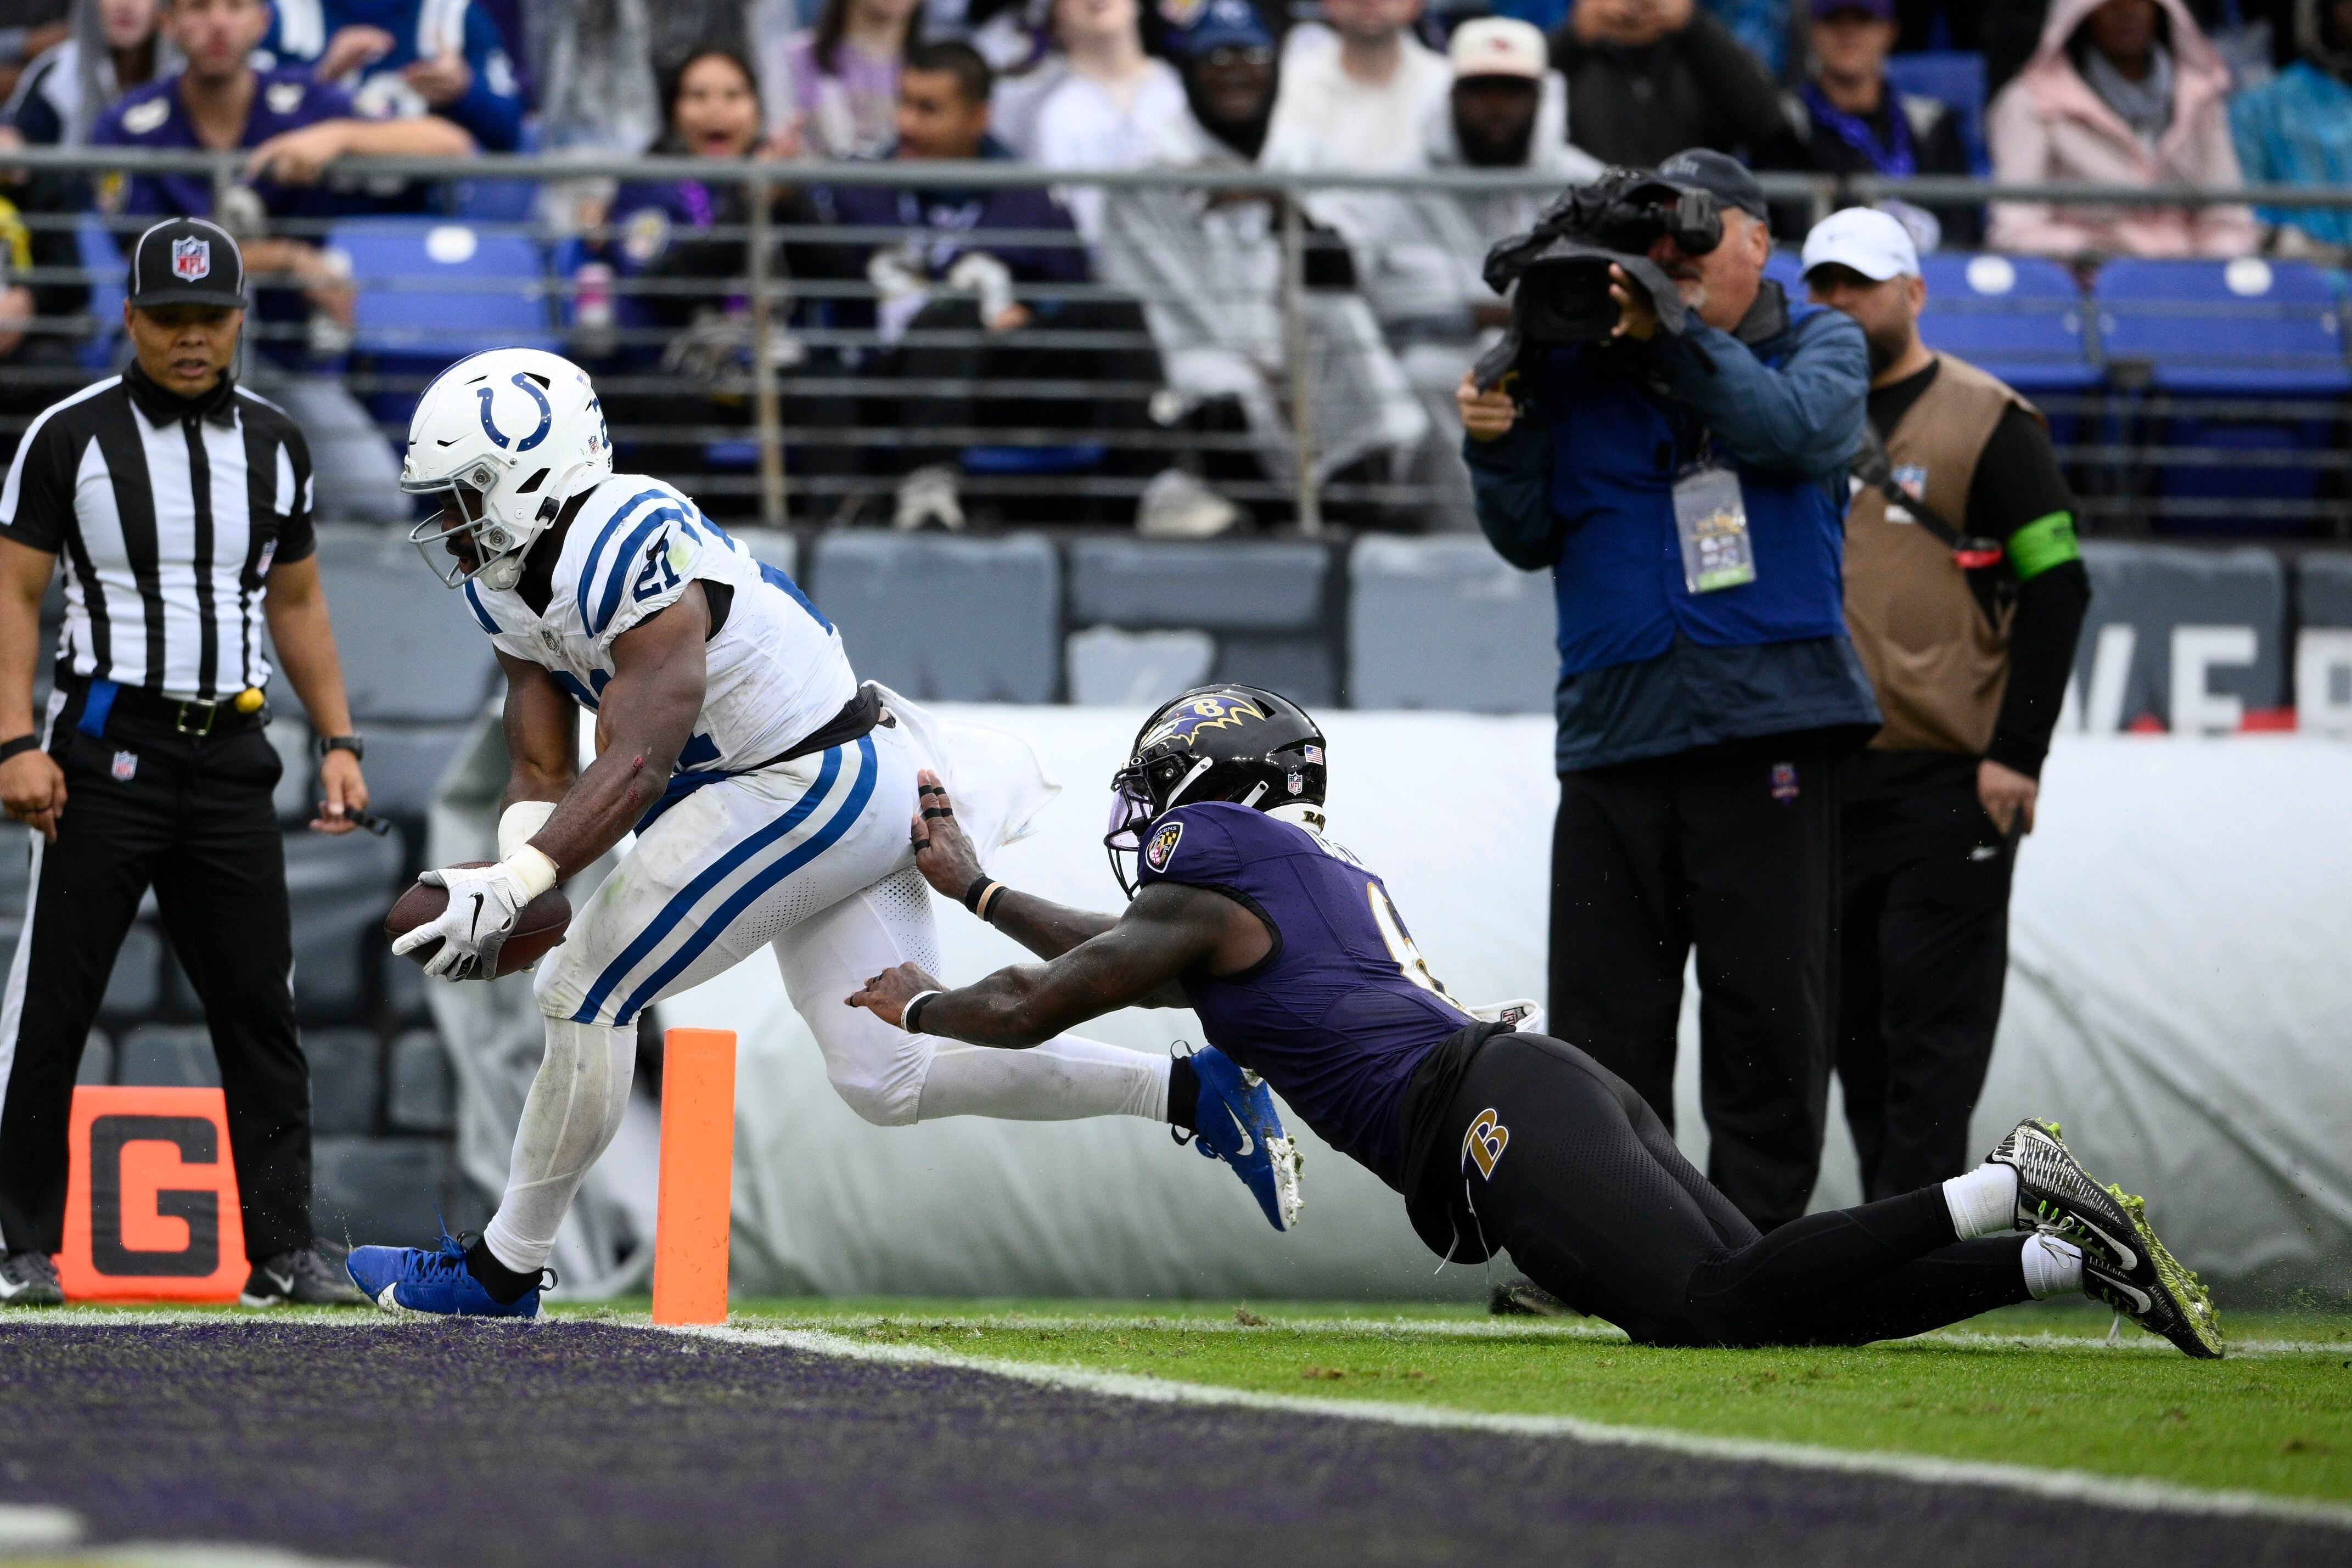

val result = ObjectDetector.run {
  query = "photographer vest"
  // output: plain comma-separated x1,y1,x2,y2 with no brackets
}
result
1843,353,2035,756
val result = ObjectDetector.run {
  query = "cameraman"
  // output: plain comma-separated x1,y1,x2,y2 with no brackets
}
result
1457,150,1879,1232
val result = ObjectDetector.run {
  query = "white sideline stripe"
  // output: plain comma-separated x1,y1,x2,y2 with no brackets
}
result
658,1322,2352,1533
714,1312,2349,1358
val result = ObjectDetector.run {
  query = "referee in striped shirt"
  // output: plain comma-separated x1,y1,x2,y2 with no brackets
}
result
0,218,371,1307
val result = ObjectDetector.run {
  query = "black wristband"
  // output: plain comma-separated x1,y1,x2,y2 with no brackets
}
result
962,874,994,913
0,734,40,764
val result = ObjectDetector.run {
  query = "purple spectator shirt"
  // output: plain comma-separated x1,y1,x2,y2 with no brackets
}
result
91,68,360,226
91,68,361,364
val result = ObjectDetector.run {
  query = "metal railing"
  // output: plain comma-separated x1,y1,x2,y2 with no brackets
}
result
4,148,2349,536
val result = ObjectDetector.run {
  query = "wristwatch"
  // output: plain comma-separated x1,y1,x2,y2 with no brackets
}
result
317,734,365,762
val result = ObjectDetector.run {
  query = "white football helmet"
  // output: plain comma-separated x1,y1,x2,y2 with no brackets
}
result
401,348,613,591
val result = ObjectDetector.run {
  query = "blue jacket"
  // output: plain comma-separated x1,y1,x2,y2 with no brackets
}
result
260,0,522,151
1468,282,1881,773
2230,63,2352,251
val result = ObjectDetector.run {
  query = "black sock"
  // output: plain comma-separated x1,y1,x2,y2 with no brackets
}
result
465,1237,541,1305
1167,1054,1200,1133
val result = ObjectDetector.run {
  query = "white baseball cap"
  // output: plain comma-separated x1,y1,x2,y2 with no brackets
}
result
1800,205,1921,283
1449,17,1546,81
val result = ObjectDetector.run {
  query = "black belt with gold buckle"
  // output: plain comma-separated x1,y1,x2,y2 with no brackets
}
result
169,696,225,736
75,680,261,740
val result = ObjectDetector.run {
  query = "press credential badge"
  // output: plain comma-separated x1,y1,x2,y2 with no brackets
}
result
1673,467,1756,593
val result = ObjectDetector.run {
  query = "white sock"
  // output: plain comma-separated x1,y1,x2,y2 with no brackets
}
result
1943,1162,2020,1241
915,1034,1170,1122
2020,1231,2085,1300
482,1017,638,1275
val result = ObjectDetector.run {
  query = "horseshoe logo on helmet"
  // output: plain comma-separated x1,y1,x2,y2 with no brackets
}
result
475,373,554,452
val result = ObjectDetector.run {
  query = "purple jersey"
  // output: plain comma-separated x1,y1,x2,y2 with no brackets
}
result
1136,802,1472,1188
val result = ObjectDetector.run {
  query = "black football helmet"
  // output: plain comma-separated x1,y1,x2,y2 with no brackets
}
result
1104,684,1328,896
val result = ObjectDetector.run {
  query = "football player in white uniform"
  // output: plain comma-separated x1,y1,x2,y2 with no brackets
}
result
346,349,1300,1317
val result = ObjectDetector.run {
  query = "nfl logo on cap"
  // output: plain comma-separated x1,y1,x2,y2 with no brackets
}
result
171,237,211,282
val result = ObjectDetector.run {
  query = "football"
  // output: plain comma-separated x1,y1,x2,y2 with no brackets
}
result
384,863,571,977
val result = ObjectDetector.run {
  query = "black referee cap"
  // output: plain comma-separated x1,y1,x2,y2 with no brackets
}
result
127,217,245,310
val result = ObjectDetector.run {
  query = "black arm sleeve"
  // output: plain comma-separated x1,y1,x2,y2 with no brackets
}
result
0,410,75,553
1967,405,2089,778
1989,562,2089,778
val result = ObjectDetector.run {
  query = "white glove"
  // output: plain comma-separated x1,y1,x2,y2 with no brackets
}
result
394,850,557,981
1466,998,1546,1035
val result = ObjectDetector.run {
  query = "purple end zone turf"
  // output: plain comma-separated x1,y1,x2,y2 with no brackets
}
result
0,1323,2331,1566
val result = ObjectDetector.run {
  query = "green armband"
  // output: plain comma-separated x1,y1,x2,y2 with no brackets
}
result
2007,511,2080,581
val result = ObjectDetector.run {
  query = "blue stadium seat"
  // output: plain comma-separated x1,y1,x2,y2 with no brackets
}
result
448,122,542,224
2092,258,2351,395
76,214,126,372
313,1135,456,1250
330,218,559,428
302,1029,382,1136
809,533,1060,702
1347,538,1555,714
311,526,500,724
283,828,406,1025
1884,51,1990,173
1066,538,1333,705
2091,259,2351,527
1916,252,2099,396
961,443,1108,475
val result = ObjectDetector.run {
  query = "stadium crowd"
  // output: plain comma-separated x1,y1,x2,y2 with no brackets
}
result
0,0,2349,529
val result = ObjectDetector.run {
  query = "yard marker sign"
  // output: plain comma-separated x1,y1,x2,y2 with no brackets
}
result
57,1086,244,1302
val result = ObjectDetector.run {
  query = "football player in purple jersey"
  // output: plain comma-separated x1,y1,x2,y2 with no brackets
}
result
849,685,2222,1356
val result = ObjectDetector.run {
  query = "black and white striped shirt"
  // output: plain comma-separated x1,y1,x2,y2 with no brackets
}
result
0,370,316,700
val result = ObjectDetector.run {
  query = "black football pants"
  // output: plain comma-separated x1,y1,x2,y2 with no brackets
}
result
0,693,312,1261
1547,744,1840,1232
1445,1031,2029,1347
1838,757,2016,1201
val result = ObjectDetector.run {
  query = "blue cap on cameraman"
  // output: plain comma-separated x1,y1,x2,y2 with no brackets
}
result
1169,0,1273,55
1654,148,1770,222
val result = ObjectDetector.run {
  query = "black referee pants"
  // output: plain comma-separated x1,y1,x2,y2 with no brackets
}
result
1547,743,1840,1232
1838,754,2016,1202
1436,1032,2030,1346
0,690,312,1261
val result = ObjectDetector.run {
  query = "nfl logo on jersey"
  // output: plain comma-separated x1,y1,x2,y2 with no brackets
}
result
171,237,210,281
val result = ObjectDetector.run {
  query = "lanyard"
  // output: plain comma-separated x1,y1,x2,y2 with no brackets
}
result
1802,80,1916,178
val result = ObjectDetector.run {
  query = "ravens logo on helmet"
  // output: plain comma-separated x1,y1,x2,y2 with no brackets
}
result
1105,685,1327,895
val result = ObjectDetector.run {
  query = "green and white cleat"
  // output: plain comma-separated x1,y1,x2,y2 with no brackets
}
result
1986,1118,2223,1358
2084,1187,2225,1359
1984,1119,2142,1269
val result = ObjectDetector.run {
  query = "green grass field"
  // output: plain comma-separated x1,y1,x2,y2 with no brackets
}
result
691,1296,2352,1505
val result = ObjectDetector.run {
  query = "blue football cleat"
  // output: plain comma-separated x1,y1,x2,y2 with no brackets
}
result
346,1231,546,1319
1182,1045,1303,1232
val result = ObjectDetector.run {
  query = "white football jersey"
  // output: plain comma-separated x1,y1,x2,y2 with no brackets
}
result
459,475,857,773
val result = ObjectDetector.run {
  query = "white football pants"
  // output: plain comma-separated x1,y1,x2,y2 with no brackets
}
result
482,716,1167,1274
